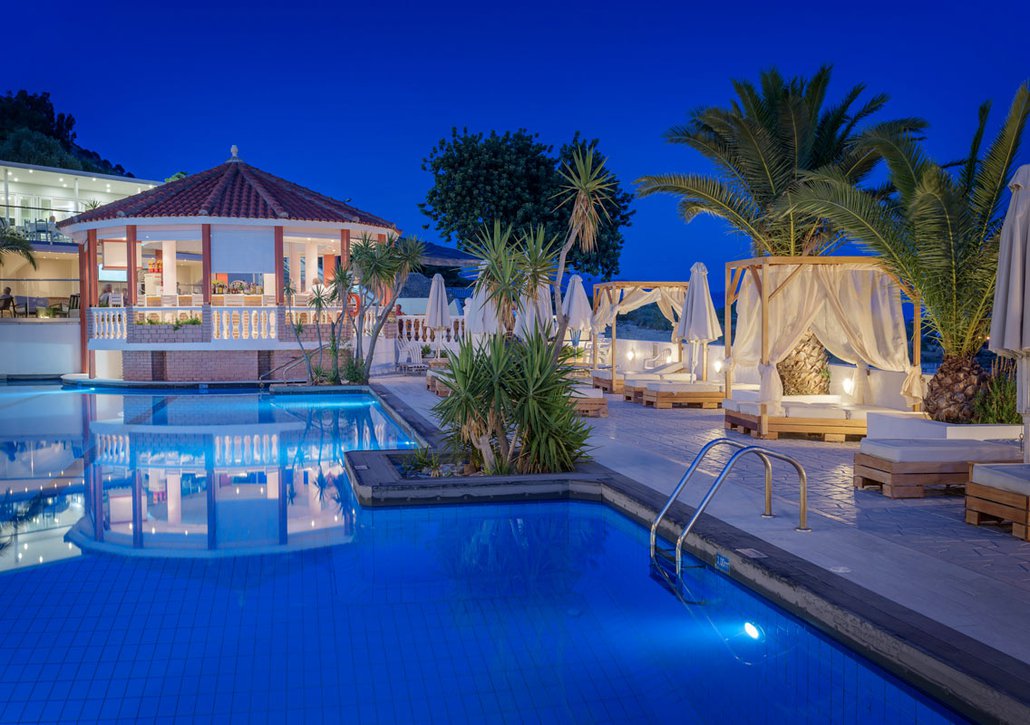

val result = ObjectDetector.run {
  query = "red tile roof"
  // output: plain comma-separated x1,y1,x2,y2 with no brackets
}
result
59,157,397,230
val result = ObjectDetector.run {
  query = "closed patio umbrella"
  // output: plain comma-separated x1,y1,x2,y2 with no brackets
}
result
675,262,722,381
425,273,451,357
562,275,592,349
515,283,552,340
989,165,1030,460
465,283,501,337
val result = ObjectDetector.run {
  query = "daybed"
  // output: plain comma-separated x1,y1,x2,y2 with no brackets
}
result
965,464,1030,541
642,380,724,409
620,363,691,402
854,439,1022,498
572,385,607,418
722,257,925,442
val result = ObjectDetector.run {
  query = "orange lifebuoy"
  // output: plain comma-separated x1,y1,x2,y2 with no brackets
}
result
347,293,361,316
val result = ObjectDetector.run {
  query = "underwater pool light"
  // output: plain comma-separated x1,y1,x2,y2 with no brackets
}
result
744,622,762,640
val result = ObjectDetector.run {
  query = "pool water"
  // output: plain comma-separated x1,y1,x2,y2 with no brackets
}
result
0,387,963,722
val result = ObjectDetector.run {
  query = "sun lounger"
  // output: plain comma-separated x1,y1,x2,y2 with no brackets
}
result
572,385,607,417
854,439,1022,498
642,380,724,409
591,367,622,393
723,391,898,442
965,464,1030,541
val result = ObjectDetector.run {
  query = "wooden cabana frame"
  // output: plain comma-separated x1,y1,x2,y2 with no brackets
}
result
723,256,922,442
589,280,691,392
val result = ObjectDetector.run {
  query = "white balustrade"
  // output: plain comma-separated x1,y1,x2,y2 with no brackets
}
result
284,306,339,326
211,306,278,342
90,308,129,340
396,315,466,343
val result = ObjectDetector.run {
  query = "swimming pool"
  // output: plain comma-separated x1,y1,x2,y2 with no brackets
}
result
0,387,962,722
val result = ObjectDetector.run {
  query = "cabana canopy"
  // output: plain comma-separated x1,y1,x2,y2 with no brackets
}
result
724,256,924,418
590,280,691,369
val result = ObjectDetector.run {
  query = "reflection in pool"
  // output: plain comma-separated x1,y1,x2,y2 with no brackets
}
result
0,386,416,565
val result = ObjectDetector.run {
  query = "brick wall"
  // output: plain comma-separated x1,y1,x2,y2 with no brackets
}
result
164,351,258,382
127,321,207,344
122,351,153,381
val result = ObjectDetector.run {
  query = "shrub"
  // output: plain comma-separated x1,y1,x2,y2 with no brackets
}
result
433,331,589,474
972,358,1021,425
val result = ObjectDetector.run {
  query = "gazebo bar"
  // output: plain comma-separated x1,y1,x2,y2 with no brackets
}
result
58,148,398,382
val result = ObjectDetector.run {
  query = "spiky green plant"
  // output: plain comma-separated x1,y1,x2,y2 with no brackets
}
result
434,331,588,475
637,67,924,394
0,227,36,268
552,146,614,356
793,84,1030,422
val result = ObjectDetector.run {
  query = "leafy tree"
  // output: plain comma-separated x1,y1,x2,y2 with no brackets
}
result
0,90,130,176
0,227,36,268
637,66,924,394
793,84,1030,422
420,128,633,279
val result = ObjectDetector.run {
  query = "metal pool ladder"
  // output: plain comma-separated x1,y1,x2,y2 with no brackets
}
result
650,438,810,579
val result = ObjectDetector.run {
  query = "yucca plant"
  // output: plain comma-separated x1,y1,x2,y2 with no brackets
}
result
972,358,1020,425
793,84,1030,422
434,331,589,474
638,67,924,394
552,146,615,357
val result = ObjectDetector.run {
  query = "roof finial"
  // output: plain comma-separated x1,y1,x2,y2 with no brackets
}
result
229,144,240,161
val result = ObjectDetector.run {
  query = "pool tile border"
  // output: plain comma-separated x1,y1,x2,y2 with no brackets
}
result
357,386,1030,724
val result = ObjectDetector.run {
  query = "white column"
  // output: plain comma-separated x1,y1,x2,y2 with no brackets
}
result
288,245,302,293
305,242,319,291
162,240,178,295
74,178,80,212
3,169,8,222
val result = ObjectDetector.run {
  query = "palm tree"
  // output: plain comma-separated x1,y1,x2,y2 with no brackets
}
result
0,227,36,269
792,84,1030,422
552,147,614,358
638,66,924,394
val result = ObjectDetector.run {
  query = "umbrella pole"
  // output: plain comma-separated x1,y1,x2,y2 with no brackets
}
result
702,342,709,382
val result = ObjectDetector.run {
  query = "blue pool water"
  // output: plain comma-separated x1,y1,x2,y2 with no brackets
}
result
0,387,962,722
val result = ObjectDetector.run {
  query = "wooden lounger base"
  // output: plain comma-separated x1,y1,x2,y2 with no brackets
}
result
591,375,622,394
622,384,647,404
965,482,1030,541
724,410,865,443
642,391,722,410
573,397,608,418
853,452,968,498
425,375,451,398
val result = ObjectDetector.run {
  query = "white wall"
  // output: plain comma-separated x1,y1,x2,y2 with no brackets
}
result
0,320,81,376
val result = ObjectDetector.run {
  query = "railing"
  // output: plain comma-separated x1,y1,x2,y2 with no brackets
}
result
212,306,277,341
397,315,466,343
90,308,129,340
284,306,339,326
133,306,204,325
214,433,279,467
650,438,809,577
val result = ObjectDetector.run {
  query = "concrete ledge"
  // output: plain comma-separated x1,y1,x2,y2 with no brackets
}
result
346,447,1030,724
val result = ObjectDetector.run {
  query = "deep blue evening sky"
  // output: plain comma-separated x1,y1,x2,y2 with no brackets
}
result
9,0,1030,292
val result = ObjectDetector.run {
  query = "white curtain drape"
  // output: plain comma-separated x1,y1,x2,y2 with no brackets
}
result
591,288,622,333
729,264,920,414
812,265,924,406
515,283,553,339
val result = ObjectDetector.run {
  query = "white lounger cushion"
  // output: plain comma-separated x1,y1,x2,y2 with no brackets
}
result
592,369,618,381
573,385,604,399
659,372,698,382
971,464,1030,496
623,373,664,384
861,438,1022,464
645,381,722,393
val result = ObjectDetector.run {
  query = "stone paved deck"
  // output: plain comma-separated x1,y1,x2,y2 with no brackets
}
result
376,374,1030,666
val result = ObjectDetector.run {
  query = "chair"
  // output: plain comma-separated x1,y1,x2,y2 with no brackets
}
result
397,341,428,375
642,344,663,370
109,293,124,308
0,296,24,318
68,294,80,314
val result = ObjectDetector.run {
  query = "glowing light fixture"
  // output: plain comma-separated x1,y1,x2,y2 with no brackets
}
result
744,622,761,640
842,377,855,396
713,359,724,373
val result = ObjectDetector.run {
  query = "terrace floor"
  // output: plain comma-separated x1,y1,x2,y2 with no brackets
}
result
375,374,1030,667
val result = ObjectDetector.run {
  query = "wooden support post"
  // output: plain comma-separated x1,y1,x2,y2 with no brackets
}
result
912,294,922,412
274,226,284,305
78,244,89,375
126,225,137,305
724,264,733,395
610,288,618,373
341,228,351,269
201,224,212,305
591,286,599,369
759,263,770,437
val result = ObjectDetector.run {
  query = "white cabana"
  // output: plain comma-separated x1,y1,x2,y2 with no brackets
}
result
425,273,450,356
589,281,690,389
676,262,722,381
563,275,593,346
724,257,923,441
515,283,552,340
990,164,1030,461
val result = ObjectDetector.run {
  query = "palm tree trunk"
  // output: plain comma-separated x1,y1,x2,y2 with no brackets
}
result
551,232,577,362
924,355,986,423
776,330,830,396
